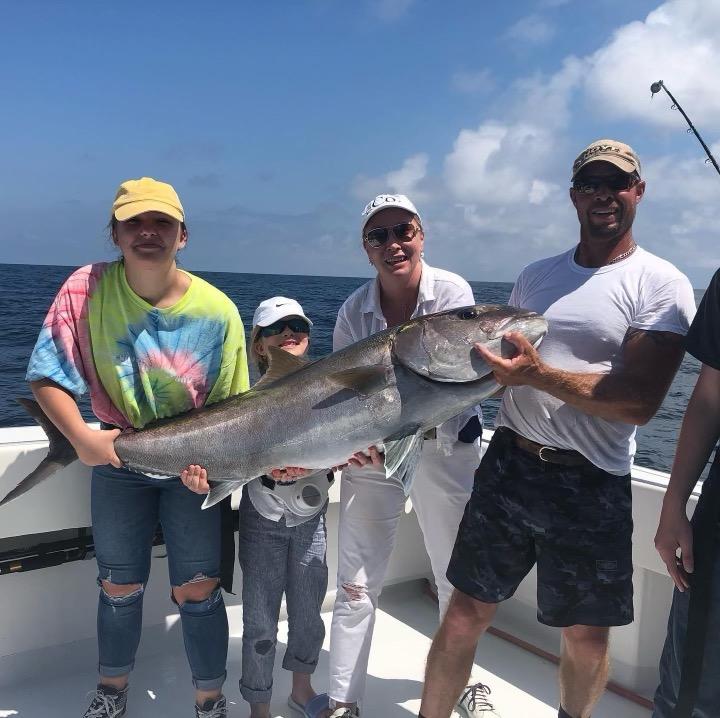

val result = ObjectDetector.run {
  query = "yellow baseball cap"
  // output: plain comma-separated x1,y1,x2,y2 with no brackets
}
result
112,177,185,222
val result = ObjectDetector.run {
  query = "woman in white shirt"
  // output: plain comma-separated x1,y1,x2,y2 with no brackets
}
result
323,194,487,718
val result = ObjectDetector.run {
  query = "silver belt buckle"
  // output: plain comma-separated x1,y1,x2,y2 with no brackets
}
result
538,445,556,462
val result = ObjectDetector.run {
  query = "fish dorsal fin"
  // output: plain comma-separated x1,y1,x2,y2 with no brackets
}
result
255,346,308,388
328,365,389,396
383,429,424,493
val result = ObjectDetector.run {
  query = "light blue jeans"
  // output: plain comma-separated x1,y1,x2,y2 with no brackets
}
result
238,486,328,704
91,464,228,691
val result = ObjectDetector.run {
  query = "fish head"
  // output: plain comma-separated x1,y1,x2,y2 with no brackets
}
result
392,304,548,382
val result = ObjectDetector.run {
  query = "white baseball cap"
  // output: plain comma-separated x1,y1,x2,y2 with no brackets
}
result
252,297,313,329
360,194,421,237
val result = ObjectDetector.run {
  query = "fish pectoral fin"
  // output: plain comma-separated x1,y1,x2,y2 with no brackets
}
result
202,480,244,509
254,347,308,388
382,429,424,493
328,365,389,396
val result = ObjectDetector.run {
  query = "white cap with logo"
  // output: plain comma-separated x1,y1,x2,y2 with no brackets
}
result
360,194,421,237
252,297,313,329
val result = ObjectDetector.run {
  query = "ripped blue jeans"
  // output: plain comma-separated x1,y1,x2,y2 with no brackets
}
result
91,465,228,691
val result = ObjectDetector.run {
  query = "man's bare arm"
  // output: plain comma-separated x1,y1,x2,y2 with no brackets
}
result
475,327,686,425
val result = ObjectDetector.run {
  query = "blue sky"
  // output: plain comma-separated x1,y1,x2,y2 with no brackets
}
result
1,0,717,284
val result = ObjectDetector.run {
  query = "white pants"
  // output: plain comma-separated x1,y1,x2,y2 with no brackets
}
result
328,439,479,703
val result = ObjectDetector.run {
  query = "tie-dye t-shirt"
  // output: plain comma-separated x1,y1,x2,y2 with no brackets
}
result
26,261,249,429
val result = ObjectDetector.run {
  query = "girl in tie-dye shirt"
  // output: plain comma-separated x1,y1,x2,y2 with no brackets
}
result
26,177,247,718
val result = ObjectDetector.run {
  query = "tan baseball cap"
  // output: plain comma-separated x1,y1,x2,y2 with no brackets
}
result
572,139,641,179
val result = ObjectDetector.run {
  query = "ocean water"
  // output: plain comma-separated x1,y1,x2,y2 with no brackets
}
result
0,263,704,474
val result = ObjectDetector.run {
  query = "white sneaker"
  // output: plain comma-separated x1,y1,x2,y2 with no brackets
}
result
455,682,501,717
328,703,359,718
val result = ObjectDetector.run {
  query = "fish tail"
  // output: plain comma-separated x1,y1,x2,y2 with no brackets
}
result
0,398,79,506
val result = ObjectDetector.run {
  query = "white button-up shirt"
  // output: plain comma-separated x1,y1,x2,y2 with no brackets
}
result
333,261,481,450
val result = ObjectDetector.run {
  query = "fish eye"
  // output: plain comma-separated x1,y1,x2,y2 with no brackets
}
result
457,309,479,320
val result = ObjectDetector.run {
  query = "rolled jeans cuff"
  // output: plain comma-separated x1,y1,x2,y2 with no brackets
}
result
239,682,272,705
193,670,226,691
282,654,318,674
99,660,135,677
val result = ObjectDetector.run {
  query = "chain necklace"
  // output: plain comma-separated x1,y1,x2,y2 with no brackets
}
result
608,242,638,264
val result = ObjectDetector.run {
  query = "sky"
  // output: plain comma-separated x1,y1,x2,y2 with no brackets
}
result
0,0,718,286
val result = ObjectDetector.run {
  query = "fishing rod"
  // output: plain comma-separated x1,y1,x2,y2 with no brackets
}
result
650,80,720,177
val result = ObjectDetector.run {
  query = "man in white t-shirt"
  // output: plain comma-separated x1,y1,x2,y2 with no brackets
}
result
418,140,696,718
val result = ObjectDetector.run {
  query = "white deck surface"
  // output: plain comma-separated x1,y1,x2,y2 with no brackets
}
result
1,581,650,718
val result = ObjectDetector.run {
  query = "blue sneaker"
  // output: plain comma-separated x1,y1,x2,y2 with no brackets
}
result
289,693,330,717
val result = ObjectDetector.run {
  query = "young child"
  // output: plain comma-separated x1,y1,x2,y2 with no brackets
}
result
183,296,330,718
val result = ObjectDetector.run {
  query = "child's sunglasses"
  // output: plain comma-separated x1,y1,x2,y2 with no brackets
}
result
258,318,310,337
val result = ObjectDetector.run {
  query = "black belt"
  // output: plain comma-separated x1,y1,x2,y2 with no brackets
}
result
503,428,590,467
260,475,295,489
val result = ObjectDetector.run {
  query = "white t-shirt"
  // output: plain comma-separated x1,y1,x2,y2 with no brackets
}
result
333,261,481,448
497,246,696,475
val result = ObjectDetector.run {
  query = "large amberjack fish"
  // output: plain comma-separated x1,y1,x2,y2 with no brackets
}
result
1,305,548,509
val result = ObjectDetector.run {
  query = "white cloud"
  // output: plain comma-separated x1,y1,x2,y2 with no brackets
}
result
386,154,429,194
370,0,415,21
451,68,494,95
343,0,720,284
529,179,558,205
505,14,556,46
352,153,430,203
585,0,720,129
443,123,558,205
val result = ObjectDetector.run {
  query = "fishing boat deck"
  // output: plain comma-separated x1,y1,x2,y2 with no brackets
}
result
1,580,650,718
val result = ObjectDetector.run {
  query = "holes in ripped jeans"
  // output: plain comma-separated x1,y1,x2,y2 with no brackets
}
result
254,639,273,655
98,579,145,605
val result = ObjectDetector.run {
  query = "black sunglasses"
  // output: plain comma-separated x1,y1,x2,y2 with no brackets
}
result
364,222,420,249
258,318,310,338
572,173,639,194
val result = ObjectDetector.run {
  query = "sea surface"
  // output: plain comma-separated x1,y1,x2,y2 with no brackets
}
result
0,263,705,475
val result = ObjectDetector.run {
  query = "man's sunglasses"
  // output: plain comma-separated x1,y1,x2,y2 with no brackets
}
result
258,318,310,337
364,222,420,249
572,173,639,194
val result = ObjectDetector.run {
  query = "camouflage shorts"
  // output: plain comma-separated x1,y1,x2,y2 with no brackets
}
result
447,428,633,627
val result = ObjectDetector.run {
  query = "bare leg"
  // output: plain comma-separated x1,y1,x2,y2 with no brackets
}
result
558,625,610,718
291,671,317,706
420,590,497,718
98,674,129,690
248,703,271,718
